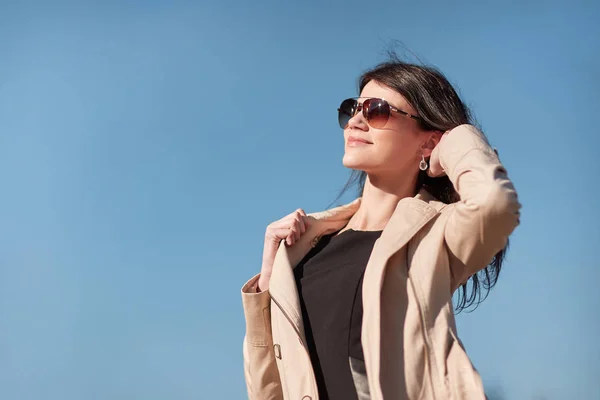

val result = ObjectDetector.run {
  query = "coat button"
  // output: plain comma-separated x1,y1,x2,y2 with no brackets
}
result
302,396,312,400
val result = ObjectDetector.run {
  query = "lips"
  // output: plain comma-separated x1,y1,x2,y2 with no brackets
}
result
347,136,372,145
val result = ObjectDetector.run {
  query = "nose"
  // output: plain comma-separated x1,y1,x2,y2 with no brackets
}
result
346,107,369,131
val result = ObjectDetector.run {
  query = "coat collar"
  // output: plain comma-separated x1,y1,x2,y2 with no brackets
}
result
308,188,445,224
267,189,446,346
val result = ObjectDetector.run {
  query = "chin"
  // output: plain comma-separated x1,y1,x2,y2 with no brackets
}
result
342,154,369,170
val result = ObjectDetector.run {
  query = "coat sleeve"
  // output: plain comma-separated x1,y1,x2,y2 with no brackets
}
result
241,274,284,400
438,125,521,291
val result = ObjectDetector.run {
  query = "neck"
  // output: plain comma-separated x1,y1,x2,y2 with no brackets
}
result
346,171,419,231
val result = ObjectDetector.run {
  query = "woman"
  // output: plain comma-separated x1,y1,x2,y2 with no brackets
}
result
241,60,520,400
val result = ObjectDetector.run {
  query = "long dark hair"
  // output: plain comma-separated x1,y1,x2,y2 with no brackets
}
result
338,58,507,313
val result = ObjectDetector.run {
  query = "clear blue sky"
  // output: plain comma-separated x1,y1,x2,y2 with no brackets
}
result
0,1,598,399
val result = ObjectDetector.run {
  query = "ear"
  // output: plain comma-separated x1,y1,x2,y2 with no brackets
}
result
420,131,444,158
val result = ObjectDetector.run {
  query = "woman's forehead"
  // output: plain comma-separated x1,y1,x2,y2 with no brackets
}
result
360,80,413,111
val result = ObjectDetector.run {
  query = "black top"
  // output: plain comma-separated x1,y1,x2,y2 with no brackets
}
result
293,229,382,400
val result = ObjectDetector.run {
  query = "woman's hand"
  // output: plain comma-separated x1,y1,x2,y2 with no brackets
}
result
428,130,450,177
258,209,311,291
428,127,500,178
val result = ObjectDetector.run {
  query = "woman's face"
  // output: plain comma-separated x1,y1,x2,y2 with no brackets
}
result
342,80,436,176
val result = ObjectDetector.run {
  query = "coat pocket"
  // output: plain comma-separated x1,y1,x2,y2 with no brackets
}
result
444,334,486,400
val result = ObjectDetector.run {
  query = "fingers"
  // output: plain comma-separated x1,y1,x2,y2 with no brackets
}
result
269,227,294,240
286,210,309,246
427,132,448,177
267,209,311,247
427,165,446,178
427,160,443,177
296,209,308,235
427,146,439,177
262,209,311,281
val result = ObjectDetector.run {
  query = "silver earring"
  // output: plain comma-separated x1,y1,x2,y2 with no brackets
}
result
419,155,428,171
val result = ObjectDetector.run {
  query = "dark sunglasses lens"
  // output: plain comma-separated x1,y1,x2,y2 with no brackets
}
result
364,98,390,128
338,99,357,128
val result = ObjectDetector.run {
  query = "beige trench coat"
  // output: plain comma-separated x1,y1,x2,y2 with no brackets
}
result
241,124,521,399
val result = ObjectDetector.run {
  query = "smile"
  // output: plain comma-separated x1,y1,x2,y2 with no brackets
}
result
347,136,373,146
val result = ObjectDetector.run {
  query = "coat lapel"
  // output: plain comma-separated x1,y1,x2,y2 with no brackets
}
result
361,194,442,399
268,199,361,345
267,191,444,355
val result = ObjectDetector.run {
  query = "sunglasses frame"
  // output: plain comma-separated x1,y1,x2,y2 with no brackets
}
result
337,97,422,129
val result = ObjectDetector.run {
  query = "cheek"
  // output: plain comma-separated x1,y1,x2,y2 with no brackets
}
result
375,133,418,161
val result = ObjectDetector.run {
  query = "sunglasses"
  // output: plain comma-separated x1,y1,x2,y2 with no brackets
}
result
337,97,421,129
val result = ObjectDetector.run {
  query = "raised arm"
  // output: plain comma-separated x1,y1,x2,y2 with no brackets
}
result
431,124,521,290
